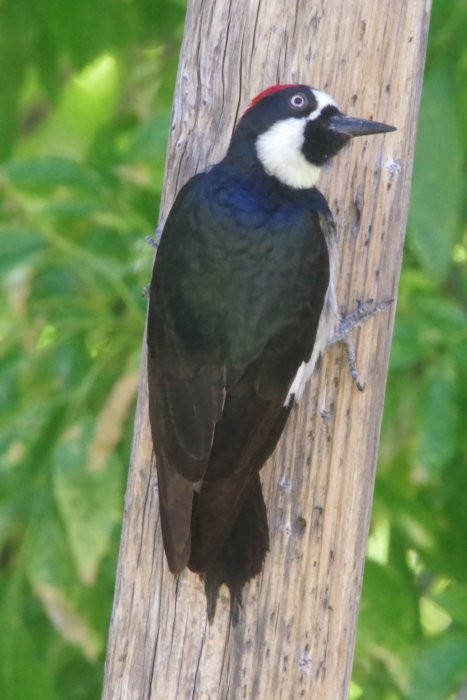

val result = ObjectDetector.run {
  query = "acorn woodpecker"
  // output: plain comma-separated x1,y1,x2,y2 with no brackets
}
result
147,84,395,623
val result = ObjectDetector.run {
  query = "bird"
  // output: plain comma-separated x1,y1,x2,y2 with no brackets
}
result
147,84,395,624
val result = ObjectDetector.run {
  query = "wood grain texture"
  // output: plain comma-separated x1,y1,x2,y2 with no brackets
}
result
103,1,431,698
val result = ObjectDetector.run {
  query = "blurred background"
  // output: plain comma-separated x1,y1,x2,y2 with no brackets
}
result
0,0,465,698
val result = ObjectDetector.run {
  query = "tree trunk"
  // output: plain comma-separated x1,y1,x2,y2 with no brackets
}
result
103,0,431,698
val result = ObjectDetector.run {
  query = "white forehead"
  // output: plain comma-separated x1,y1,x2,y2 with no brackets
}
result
308,89,339,120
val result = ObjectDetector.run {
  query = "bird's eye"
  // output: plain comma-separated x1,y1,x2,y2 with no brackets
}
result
290,93,307,110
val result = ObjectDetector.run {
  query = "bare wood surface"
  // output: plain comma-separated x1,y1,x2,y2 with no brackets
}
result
103,1,431,698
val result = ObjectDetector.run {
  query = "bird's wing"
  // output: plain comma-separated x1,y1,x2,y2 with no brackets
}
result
187,316,322,573
147,175,228,571
186,200,333,572
147,316,226,571
148,173,331,574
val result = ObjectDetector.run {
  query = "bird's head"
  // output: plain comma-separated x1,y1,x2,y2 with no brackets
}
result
228,84,395,189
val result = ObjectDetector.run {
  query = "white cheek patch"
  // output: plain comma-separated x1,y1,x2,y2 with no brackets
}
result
255,117,321,189
255,90,339,190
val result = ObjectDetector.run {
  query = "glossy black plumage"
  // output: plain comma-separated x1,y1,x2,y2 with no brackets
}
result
148,164,331,613
147,84,394,622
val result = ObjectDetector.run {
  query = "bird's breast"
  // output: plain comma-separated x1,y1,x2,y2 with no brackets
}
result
162,171,331,372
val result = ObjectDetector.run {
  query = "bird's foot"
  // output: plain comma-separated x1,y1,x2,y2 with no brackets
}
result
326,299,393,391
145,224,163,249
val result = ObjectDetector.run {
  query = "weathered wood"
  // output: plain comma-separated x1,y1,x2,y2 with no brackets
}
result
103,1,431,698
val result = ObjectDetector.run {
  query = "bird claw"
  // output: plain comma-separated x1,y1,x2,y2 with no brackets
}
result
145,235,158,249
327,298,393,390
342,337,365,391
146,224,163,249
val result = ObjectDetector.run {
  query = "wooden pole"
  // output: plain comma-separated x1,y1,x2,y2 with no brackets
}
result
103,0,431,697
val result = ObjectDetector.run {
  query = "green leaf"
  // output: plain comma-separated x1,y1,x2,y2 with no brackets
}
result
434,583,467,627
33,583,101,662
129,112,171,164
53,420,123,585
0,228,47,276
416,358,459,477
391,268,466,370
409,634,467,700
26,512,102,660
0,594,57,700
390,316,435,370
27,510,80,593
408,64,463,281
349,681,364,699
1,156,100,192
357,561,418,653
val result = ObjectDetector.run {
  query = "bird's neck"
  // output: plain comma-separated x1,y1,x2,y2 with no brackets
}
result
224,123,322,191
223,130,267,183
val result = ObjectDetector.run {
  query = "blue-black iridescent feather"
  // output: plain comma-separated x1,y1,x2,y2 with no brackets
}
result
147,158,331,623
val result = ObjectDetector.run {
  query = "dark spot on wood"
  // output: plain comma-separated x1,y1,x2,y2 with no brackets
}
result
313,506,324,531
293,516,307,536
316,659,327,680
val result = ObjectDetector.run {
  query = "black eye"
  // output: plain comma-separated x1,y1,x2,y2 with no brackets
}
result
290,93,308,110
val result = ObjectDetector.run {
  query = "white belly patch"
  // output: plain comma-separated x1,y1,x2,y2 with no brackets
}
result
285,215,339,405
285,283,340,405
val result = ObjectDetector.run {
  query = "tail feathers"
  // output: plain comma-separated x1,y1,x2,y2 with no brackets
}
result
190,474,269,625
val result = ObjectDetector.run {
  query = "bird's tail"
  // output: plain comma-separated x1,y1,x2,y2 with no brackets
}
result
188,473,269,625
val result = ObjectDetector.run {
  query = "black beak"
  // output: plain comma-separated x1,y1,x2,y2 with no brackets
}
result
328,114,396,137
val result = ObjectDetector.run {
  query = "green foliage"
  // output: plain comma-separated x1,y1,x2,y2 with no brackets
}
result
0,1,184,697
408,65,463,281
353,1,467,697
0,0,465,698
